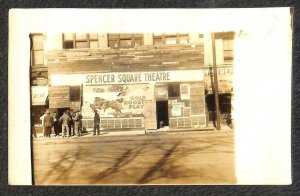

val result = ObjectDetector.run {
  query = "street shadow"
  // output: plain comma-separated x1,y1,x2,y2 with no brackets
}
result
34,133,236,184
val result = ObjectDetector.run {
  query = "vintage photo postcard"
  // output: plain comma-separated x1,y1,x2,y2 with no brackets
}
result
8,8,292,185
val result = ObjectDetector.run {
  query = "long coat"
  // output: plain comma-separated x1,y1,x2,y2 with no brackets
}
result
43,114,54,127
59,114,71,126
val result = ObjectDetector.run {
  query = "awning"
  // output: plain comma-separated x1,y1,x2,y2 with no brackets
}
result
31,86,48,106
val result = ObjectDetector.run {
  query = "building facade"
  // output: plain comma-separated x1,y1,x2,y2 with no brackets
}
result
30,32,234,131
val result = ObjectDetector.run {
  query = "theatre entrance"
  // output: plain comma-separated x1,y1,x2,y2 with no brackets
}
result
156,101,169,129
57,107,70,117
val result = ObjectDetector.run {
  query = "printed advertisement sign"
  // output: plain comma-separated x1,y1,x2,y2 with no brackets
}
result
81,84,154,118
204,66,233,93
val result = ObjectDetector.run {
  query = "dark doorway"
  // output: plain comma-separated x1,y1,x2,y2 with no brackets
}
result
156,101,169,129
57,107,70,117
205,93,232,124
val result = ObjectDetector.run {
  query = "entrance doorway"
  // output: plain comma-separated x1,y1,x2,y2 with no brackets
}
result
156,101,169,129
57,107,70,117
205,93,232,125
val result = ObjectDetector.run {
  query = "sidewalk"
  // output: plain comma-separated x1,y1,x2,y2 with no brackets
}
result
34,124,233,139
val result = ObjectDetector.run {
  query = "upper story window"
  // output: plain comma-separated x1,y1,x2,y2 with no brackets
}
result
153,33,189,45
108,33,143,48
63,33,99,49
223,39,234,62
30,34,44,66
215,32,234,63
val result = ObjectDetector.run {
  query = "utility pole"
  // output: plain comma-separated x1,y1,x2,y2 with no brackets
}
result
212,33,221,130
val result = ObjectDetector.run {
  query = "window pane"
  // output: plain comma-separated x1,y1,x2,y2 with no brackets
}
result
89,33,98,40
70,86,81,101
76,33,87,40
223,39,233,50
120,39,132,48
228,39,234,50
90,41,99,48
34,51,44,65
224,51,229,58
132,39,143,47
64,33,74,41
76,41,88,48
165,37,177,45
64,41,74,49
223,40,229,50
227,51,234,59
224,51,234,60
168,83,180,97
154,38,163,45
32,35,44,50
179,35,188,44
109,40,119,48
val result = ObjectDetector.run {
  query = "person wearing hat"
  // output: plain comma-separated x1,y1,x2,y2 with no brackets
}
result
52,111,60,137
39,112,46,138
59,110,72,137
43,110,54,138
93,109,100,135
73,110,83,137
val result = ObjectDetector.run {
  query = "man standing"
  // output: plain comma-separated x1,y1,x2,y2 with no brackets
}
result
93,110,100,135
73,111,83,137
40,112,46,138
31,113,37,138
68,110,74,136
59,111,71,138
43,110,54,138
53,112,60,136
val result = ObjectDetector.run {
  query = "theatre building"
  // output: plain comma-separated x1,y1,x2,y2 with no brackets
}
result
30,33,233,131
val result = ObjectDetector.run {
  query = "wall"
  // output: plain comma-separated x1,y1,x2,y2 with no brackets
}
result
168,82,206,128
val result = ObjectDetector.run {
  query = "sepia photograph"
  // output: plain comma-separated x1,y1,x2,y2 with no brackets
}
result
8,9,292,185
30,32,235,184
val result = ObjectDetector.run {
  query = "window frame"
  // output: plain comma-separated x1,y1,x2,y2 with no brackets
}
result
168,83,181,97
62,33,99,49
153,33,189,45
215,32,234,63
69,86,81,102
108,33,143,48
30,33,44,66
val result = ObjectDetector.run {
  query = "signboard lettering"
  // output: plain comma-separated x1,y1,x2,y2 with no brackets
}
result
51,70,203,86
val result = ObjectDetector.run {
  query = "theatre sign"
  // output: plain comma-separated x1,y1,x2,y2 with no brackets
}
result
50,70,204,86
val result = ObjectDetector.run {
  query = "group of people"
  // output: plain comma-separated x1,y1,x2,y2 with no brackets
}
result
38,109,101,138
40,110,83,138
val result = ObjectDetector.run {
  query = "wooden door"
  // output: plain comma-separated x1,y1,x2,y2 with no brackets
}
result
144,100,157,130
